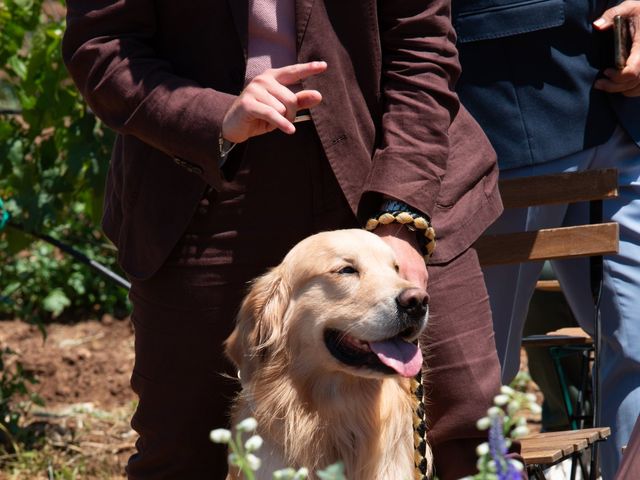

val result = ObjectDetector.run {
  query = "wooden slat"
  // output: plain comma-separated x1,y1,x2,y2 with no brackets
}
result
521,446,564,465
476,223,619,266
549,327,592,340
522,334,593,348
499,168,618,209
522,436,588,453
524,427,611,443
521,428,611,466
536,279,561,291
522,327,593,348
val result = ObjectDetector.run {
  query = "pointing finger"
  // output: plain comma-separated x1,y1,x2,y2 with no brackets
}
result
271,61,328,86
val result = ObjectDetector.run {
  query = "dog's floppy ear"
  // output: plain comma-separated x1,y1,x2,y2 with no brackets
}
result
225,265,291,378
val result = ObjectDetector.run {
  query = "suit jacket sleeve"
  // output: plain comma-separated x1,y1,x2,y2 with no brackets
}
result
62,0,236,189
361,0,461,219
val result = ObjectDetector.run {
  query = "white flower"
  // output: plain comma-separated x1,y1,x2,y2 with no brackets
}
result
476,416,491,430
493,394,509,406
517,417,527,427
500,385,515,395
293,467,309,479
526,393,537,403
209,428,231,444
512,425,530,438
509,459,524,471
507,401,520,415
530,403,542,415
244,434,263,452
246,453,262,471
273,468,296,480
487,406,502,417
476,442,490,456
236,417,258,432
487,459,497,472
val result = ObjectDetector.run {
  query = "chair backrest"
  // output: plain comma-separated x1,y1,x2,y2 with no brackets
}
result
475,168,619,266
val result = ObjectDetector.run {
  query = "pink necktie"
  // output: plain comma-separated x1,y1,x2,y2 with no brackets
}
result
245,0,297,85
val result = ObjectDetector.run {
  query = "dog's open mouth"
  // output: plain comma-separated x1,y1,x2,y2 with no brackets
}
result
324,329,422,378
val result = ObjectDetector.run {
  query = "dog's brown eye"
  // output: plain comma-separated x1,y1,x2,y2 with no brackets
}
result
337,266,358,275
394,264,400,273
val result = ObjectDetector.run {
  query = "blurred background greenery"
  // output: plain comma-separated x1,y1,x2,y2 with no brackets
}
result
1,0,129,325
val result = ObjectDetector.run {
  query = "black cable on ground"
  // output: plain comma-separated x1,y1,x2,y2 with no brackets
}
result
4,221,131,291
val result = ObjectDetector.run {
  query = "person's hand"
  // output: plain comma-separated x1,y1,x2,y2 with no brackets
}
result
373,223,429,291
222,61,327,143
593,2,640,96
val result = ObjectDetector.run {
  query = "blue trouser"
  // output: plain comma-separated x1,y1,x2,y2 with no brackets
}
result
483,126,640,479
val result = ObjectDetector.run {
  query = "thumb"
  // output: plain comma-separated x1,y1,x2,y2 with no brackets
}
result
295,90,323,110
593,2,632,30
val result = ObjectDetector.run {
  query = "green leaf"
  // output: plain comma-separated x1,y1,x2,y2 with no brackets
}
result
6,55,27,80
42,288,70,317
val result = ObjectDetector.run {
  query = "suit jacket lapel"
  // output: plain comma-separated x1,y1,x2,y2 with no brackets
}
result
295,0,315,50
226,0,248,58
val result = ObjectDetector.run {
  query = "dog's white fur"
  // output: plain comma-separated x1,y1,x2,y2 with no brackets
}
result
225,229,430,479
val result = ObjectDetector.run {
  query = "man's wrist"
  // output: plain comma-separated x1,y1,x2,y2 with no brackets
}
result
364,198,436,262
218,132,237,167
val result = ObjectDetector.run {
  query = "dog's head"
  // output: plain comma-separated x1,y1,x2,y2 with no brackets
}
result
225,229,428,384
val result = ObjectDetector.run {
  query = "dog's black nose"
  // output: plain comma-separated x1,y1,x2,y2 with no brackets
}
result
396,288,429,319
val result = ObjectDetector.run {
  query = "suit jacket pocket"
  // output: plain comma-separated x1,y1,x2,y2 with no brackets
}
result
454,0,565,43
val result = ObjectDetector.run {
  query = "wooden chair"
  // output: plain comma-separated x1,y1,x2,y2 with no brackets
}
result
474,168,619,479
520,427,611,480
522,327,594,431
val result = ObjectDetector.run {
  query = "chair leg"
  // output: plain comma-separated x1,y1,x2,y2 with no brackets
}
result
529,465,548,480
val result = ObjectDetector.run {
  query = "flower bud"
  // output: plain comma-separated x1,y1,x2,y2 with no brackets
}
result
294,467,309,479
493,394,509,406
530,403,542,414
512,425,530,438
500,385,515,396
244,434,263,452
476,416,491,430
209,428,231,444
273,468,296,480
476,442,490,456
236,417,258,432
246,453,262,471
487,406,502,417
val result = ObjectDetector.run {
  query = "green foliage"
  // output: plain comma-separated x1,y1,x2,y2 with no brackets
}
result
0,347,44,452
0,0,127,323
0,222,130,324
0,0,114,233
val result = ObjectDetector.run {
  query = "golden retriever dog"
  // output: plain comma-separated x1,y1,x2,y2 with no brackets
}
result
225,229,431,479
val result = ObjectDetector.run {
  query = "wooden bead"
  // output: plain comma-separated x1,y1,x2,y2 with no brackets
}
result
365,218,379,230
378,212,395,224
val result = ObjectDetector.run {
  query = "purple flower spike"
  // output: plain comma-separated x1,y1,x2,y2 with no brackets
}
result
488,416,522,480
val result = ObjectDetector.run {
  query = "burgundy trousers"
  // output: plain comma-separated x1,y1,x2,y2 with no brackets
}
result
126,124,501,479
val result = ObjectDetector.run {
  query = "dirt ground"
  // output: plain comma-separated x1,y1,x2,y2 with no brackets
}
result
0,317,136,479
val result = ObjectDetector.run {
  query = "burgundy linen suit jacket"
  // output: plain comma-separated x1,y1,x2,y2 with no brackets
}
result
62,0,502,280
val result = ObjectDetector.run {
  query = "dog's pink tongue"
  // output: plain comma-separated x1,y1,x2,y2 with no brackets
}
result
369,338,422,378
